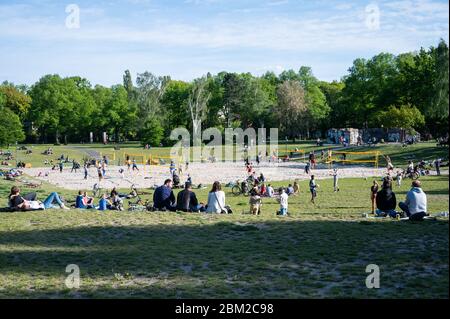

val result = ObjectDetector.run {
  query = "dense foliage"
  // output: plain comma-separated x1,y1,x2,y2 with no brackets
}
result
0,40,448,146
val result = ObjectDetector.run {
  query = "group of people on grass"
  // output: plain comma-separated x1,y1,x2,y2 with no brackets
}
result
370,178,429,220
152,179,230,214
3,174,436,221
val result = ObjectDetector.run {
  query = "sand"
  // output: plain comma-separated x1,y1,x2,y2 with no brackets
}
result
22,161,397,191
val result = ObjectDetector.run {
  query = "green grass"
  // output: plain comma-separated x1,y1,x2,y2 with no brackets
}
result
0,173,448,298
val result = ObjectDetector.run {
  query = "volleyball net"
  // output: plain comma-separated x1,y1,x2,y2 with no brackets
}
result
325,150,380,168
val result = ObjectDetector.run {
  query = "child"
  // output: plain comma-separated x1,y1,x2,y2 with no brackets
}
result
396,171,402,187
277,188,289,216
119,167,125,179
370,180,379,214
309,175,318,204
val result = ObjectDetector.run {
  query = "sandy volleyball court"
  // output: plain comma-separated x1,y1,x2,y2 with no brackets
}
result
22,161,394,191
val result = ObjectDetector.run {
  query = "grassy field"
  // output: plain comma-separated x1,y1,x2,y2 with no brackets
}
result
0,172,448,298
2,141,448,169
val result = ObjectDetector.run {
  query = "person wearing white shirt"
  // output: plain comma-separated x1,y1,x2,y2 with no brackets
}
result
266,184,274,197
206,181,227,213
277,188,289,216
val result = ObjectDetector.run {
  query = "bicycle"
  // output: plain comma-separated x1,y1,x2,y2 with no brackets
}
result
232,180,251,196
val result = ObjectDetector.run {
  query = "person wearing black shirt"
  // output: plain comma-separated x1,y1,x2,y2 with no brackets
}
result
176,183,204,212
375,179,397,217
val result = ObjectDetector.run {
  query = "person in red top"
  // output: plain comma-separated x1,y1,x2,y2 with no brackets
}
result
260,183,267,196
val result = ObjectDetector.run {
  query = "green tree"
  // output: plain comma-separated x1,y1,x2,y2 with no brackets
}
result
0,106,25,146
140,117,164,146
0,84,32,119
432,39,449,119
373,104,425,130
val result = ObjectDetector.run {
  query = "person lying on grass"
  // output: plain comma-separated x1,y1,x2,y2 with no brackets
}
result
8,186,69,211
399,180,429,221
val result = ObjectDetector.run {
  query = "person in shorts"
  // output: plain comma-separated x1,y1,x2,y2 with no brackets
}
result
309,175,318,204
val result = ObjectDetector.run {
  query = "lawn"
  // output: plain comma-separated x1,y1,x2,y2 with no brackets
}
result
0,173,448,298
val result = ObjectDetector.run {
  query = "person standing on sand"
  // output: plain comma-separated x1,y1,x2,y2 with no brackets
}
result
83,163,88,180
97,165,103,182
101,161,106,177
132,159,139,172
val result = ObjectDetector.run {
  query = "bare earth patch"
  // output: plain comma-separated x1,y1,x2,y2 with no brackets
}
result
24,161,393,190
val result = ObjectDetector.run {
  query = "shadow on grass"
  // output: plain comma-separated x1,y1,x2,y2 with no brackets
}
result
0,218,448,298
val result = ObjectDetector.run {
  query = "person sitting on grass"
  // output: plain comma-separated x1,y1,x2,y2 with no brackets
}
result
276,187,289,216
75,191,95,209
153,179,176,211
286,184,294,196
9,186,69,211
375,179,397,218
266,184,274,197
249,185,262,215
260,183,267,196
109,188,124,211
206,181,228,214
399,180,428,221
176,182,205,212
98,194,113,211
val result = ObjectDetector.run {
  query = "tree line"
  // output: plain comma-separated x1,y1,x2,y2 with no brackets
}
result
0,40,448,147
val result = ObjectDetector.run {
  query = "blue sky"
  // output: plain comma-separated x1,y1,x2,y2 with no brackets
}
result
0,0,448,86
